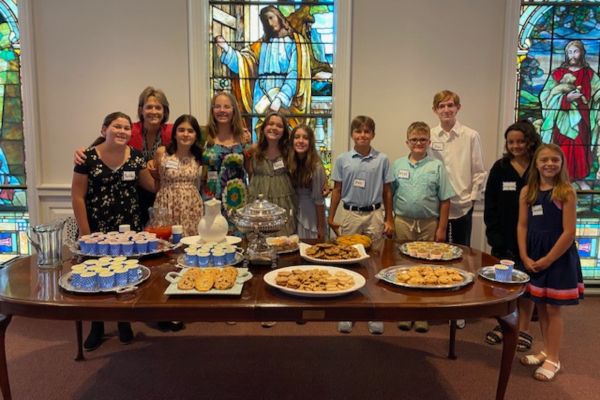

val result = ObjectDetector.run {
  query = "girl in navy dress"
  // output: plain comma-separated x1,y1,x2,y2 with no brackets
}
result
517,143,584,381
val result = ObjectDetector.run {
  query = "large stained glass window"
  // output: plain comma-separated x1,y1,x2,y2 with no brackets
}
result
0,0,28,256
517,0,600,281
209,0,335,175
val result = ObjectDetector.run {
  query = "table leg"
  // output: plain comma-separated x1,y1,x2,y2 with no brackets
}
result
0,314,13,400
495,310,518,400
447,320,457,359
74,320,84,361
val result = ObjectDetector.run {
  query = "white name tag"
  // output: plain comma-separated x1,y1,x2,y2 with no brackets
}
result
122,171,135,181
398,169,410,179
502,181,517,191
208,171,218,182
432,142,444,151
273,159,285,170
166,159,179,169
353,179,366,188
532,204,543,216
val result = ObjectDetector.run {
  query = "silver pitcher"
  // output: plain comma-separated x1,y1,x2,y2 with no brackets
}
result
26,219,66,268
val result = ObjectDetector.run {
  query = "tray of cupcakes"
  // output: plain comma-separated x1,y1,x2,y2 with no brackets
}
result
67,231,179,258
58,257,150,294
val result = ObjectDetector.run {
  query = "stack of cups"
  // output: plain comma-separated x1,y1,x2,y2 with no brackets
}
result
172,225,183,244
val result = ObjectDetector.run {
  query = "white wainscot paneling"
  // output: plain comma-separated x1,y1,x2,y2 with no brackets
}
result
37,185,73,223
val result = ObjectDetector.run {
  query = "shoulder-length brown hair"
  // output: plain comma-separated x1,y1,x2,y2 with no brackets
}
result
288,124,323,188
137,86,170,124
206,92,245,145
525,144,573,205
256,111,290,160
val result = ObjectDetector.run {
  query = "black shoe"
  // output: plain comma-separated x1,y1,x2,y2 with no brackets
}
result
170,321,185,332
118,322,134,344
84,321,105,351
156,321,172,332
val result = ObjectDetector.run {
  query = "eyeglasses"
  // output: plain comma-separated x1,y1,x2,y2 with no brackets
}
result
408,138,429,144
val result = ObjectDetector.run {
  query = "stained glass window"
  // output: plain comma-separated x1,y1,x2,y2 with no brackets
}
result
209,0,335,175
0,0,28,256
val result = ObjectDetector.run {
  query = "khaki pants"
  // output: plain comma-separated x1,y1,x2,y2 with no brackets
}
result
394,215,438,242
339,207,384,238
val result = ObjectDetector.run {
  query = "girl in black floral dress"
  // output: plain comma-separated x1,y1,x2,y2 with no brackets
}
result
71,111,155,351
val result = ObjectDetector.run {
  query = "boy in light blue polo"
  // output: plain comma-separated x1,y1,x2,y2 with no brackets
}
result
328,116,394,239
393,121,455,333
328,115,394,335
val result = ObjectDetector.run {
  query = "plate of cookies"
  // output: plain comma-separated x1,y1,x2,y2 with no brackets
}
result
164,267,252,295
298,242,370,265
263,265,366,297
399,241,463,261
376,265,474,290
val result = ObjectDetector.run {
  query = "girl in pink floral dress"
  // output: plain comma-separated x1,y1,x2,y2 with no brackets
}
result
151,115,204,236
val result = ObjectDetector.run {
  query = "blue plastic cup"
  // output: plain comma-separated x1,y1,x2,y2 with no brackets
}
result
121,241,134,256
197,252,211,267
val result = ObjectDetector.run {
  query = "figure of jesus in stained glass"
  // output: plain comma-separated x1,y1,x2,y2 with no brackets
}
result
214,5,312,139
539,40,600,183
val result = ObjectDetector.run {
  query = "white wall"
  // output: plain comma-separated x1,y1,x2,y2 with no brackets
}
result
26,0,513,250
31,0,191,185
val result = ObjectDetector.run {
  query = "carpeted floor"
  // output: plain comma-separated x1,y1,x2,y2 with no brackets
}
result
4,296,599,400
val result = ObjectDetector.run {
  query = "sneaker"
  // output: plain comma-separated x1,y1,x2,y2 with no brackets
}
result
337,321,353,333
118,322,134,344
368,321,384,335
414,320,429,333
397,321,413,331
261,321,276,328
84,321,105,351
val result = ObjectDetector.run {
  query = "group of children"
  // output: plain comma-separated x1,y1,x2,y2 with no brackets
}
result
70,88,584,382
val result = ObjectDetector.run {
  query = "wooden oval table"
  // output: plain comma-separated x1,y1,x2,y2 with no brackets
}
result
0,239,524,400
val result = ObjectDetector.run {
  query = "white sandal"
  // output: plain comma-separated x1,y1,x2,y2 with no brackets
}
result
534,360,561,381
520,351,547,366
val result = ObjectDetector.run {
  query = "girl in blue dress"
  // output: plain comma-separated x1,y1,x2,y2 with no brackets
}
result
517,143,584,381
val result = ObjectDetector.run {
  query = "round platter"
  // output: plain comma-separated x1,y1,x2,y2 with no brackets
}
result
398,241,463,261
264,265,366,298
58,265,151,294
67,240,179,259
478,266,530,284
376,265,474,290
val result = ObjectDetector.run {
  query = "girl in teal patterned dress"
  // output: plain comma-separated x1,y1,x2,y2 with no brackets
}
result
247,111,297,236
201,92,250,235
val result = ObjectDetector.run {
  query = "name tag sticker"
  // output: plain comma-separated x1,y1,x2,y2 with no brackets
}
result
502,181,517,191
122,171,135,181
532,204,543,216
432,142,444,151
273,159,285,170
353,179,366,188
166,160,179,170
208,171,218,182
398,169,410,179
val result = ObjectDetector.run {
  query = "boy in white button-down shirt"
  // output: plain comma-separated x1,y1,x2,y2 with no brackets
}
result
429,90,487,246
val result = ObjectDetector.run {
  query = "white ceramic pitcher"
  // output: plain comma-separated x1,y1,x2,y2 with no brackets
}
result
197,198,228,243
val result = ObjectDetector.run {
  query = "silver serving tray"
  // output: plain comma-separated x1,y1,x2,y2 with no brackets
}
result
398,242,463,261
58,265,151,294
376,265,474,290
478,266,530,284
66,239,180,258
